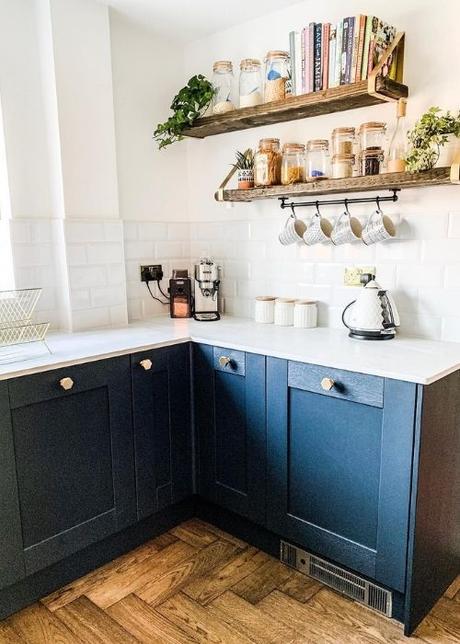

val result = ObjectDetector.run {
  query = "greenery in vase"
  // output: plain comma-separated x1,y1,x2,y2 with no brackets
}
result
231,149,255,170
153,75,215,149
406,107,460,172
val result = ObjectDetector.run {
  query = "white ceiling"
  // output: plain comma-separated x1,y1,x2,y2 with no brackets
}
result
105,0,302,42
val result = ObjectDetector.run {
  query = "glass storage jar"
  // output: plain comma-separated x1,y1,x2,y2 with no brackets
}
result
281,143,306,185
254,138,282,186
239,59,263,108
331,154,355,179
264,51,291,102
306,139,330,180
212,61,235,115
359,148,384,176
331,127,355,156
358,122,387,151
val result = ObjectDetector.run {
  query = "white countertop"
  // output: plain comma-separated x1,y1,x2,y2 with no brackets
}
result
1,316,460,385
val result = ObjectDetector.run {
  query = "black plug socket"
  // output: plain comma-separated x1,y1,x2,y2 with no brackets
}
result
140,264,163,282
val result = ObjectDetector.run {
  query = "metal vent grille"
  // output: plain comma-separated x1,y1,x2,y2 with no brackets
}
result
280,540,392,617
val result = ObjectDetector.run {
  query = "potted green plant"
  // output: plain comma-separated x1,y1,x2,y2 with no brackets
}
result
153,75,215,149
406,107,460,172
232,149,255,189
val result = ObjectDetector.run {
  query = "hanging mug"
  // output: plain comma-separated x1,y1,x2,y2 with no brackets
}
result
278,212,307,245
303,205,333,245
331,207,363,245
362,206,396,245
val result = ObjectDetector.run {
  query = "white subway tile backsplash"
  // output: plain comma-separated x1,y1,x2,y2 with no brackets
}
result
396,264,444,288
70,266,107,288
441,317,460,342
66,244,87,266
448,212,460,238
124,240,155,260
421,239,460,263
137,222,168,241
91,285,125,307
87,242,124,264
444,265,460,288
154,241,185,259
167,222,190,240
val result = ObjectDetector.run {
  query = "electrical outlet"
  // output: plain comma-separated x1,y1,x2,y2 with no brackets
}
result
344,266,376,287
140,264,163,282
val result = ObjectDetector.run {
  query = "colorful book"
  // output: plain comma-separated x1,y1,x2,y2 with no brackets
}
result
294,31,302,95
362,16,378,80
328,25,337,88
289,31,296,95
335,20,343,87
308,22,315,92
313,23,322,91
322,23,330,90
353,14,366,82
301,26,307,93
340,18,350,84
345,16,355,83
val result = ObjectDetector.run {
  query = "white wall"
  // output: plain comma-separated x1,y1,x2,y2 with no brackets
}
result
183,0,460,341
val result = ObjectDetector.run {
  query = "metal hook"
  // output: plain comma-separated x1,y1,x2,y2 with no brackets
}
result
290,203,296,218
344,198,350,215
376,195,382,213
315,200,321,216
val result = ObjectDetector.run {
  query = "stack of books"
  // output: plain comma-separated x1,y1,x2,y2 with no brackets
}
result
289,16,397,96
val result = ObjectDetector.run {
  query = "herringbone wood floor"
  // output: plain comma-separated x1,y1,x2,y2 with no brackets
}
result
1,519,459,643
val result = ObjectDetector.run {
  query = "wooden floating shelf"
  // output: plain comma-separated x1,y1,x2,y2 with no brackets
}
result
215,167,458,202
184,77,408,139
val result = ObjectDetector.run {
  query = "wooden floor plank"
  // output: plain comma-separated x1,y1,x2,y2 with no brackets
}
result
156,591,254,643
136,539,241,605
210,590,304,643
42,536,170,612
106,594,196,644
184,546,270,605
170,519,220,549
85,540,197,609
197,522,248,549
276,569,323,603
6,603,81,644
443,575,460,600
231,558,292,604
0,621,26,644
55,596,139,643
415,596,460,642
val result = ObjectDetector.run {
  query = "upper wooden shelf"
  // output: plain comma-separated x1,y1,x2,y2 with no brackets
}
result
215,167,458,202
183,77,408,139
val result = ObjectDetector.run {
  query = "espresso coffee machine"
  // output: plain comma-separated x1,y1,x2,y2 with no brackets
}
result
193,258,220,321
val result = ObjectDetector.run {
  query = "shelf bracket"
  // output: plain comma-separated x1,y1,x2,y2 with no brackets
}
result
368,31,406,101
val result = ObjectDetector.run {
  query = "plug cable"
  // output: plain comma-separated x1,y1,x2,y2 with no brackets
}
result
156,280,170,302
145,281,169,305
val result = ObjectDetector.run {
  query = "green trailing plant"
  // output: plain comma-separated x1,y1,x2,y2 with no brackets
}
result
231,149,255,170
153,75,215,149
406,107,460,172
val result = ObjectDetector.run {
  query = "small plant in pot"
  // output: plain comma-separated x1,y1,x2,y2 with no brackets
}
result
232,149,255,189
406,107,460,172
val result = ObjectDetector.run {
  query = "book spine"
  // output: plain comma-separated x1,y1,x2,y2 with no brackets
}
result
308,22,315,92
335,20,343,86
294,31,302,95
340,18,350,84
345,16,355,83
361,16,373,80
355,15,367,82
314,23,322,91
367,18,381,76
328,25,337,88
301,27,307,94
289,31,296,95
322,23,330,90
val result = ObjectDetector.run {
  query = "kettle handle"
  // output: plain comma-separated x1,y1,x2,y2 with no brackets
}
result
342,300,356,330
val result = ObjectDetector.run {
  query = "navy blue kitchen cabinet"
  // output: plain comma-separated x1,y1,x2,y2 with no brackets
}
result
131,343,193,520
194,344,266,524
267,358,417,593
7,357,136,575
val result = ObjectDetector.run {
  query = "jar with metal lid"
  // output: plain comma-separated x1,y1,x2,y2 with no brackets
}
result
331,127,355,156
239,59,263,108
359,148,384,176
358,122,387,151
212,61,235,115
331,154,355,179
264,51,291,103
306,139,330,180
281,143,306,185
254,138,281,186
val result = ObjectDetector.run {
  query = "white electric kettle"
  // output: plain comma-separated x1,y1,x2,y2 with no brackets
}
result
342,274,400,340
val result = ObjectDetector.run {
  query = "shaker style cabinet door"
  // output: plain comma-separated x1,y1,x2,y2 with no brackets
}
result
0,382,25,590
131,343,193,520
194,344,266,525
7,357,136,575
267,358,417,593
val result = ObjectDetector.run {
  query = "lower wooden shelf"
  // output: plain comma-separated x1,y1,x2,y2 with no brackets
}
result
215,167,458,202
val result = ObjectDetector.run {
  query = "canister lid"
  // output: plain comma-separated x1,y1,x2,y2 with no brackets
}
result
332,127,355,136
240,58,261,69
359,121,386,132
213,60,233,72
306,139,329,150
282,142,305,152
264,50,289,61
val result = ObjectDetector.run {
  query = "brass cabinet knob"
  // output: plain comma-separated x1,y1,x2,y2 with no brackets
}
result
140,359,152,371
60,377,74,391
219,356,232,368
321,377,335,391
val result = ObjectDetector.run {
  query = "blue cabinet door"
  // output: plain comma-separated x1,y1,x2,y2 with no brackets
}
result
131,343,193,520
0,382,25,590
267,358,416,592
194,344,266,525
7,357,136,575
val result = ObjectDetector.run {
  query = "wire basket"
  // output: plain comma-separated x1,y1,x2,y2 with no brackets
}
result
0,288,42,325
0,321,50,347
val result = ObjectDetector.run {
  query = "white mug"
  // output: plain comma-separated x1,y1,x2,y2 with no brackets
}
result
254,296,275,324
303,212,333,245
279,215,307,246
362,209,396,245
331,211,363,245
274,298,295,326
294,300,318,328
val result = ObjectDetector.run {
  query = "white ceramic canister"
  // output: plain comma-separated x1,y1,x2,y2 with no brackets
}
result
254,296,276,324
274,298,295,326
293,300,318,328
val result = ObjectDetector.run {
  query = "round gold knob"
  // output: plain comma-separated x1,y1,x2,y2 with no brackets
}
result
60,377,74,391
321,377,335,391
219,356,232,368
140,359,152,371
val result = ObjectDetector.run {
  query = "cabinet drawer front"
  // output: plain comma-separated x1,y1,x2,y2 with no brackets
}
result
213,346,245,376
288,361,384,408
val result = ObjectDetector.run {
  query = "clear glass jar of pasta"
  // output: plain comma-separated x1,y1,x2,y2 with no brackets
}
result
281,143,306,185
254,138,282,186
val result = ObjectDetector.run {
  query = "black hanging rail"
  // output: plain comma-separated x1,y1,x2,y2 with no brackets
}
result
279,188,400,211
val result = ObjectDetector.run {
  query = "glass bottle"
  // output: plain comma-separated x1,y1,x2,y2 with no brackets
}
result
254,138,282,186
264,51,291,102
212,61,235,115
387,99,408,173
239,59,263,108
